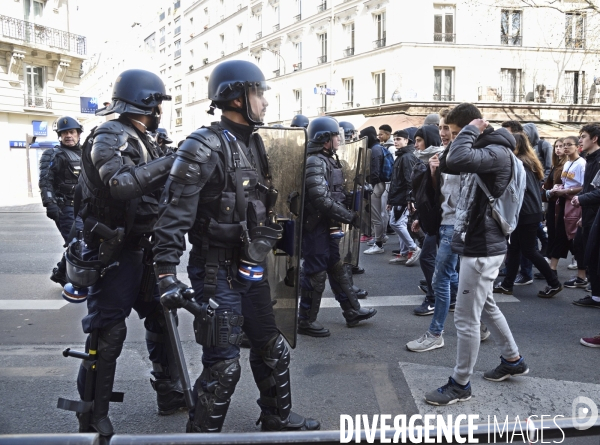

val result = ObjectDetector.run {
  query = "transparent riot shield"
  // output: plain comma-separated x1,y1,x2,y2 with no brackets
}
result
363,147,373,238
257,126,307,348
336,137,368,267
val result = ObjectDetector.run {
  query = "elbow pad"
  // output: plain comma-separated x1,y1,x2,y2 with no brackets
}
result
109,155,176,201
169,131,214,185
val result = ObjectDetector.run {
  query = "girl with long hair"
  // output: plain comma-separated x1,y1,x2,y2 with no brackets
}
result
495,133,563,298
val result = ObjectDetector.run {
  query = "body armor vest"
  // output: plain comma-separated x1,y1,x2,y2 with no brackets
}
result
55,145,81,199
304,152,346,218
79,122,156,232
189,125,270,252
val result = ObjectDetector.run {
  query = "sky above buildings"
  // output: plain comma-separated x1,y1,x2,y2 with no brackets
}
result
74,0,163,55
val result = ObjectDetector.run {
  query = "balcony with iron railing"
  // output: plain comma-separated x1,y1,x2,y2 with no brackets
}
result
501,93,524,102
24,94,52,109
566,37,585,49
501,35,522,46
372,97,384,105
317,55,327,64
175,95,182,104
293,109,302,115
174,49,181,58
273,69,280,77
342,101,354,109
294,14,302,22
434,33,455,43
373,38,386,48
477,87,503,102
433,94,455,101
238,42,244,50
273,24,280,32
317,106,327,115
255,31,262,40
175,117,182,126
293,62,302,71
203,58,209,65
343,47,354,57
317,2,327,12
1,15,87,55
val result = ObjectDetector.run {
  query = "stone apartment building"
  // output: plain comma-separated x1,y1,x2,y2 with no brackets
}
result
0,0,86,200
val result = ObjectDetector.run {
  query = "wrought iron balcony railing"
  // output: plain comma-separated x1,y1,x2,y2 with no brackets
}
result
434,32,455,43
317,55,327,64
372,97,384,105
373,38,386,48
317,106,326,115
342,101,354,109
501,35,522,46
255,31,262,40
273,24,280,32
293,62,302,71
343,47,354,57
293,109,302,115
24,94,52,109
1,15,86,55
566,37,585,49
294,14,302,22
433,94,455,101
317,2,327,12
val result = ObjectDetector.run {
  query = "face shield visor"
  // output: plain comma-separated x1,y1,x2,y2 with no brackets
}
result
245,81,270,126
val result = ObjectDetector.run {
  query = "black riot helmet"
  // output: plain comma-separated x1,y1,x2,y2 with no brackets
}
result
54,116,83,135
339,121,355,142
307,116,340,144
290,114,309,128
96,69,171,132
156,128,173,144
207,60,269,126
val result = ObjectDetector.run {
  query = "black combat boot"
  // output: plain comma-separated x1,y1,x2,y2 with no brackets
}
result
340,301,377,327
258,411,321,431
297,290,330,337
50,255,68,286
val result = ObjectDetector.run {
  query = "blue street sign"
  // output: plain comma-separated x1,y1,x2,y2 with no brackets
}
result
32,120,48,136
80,96,98,114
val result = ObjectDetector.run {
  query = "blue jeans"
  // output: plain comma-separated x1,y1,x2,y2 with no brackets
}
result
429,225,459,335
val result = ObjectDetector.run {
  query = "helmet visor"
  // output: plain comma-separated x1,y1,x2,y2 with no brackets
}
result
246,81,270,124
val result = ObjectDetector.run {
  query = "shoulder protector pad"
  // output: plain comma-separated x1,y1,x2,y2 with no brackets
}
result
94,120,127,136
306,154,326,170
92,123,128,153
177,128,218,164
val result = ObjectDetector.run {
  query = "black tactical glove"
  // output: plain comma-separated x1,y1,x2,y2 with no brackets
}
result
158,275,195,309
343,191,354,210
46,203,60,221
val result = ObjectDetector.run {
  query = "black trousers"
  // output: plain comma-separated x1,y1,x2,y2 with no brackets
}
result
503,222,559,289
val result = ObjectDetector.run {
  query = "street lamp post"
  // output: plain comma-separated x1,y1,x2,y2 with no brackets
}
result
260,47,286,75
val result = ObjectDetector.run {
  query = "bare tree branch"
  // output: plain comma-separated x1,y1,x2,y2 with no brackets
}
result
516,0,600,13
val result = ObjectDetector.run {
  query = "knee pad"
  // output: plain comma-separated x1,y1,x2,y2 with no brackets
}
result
253,334,291,418
97,320,127,362
200,358,241,400
308,271,327,293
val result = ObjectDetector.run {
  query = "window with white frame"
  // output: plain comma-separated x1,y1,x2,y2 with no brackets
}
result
501,68,522,102
189,81,196,102
24,0,44,22
175,108,182,126
434,5,454,43
501,9,522,46
344,23,355,56
145,33,156,52
294,42,302,69
565,12,585,49
25,65,45,106
373,72,385,105
434,68,454,101
318,33,327,64
343,78,354,108
317,83,327,113
374,12,386,47
160,27,166,45
293,89,302,114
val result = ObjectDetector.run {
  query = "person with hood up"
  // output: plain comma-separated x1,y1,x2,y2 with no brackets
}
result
523,123,552,180
387,130,421,265
425,103,528,406
360,126,389,253
409,125,443,314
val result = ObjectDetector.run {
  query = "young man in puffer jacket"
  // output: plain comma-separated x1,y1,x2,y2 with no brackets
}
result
424,103,529,406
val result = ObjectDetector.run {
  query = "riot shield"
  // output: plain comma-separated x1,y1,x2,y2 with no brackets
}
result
257,126,307,349
362,147,373,237
336,137,368,267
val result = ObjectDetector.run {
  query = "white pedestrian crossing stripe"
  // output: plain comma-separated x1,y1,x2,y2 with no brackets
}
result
0,300,68,310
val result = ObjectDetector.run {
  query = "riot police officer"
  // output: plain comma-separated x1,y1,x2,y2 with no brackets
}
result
155,127,174,155
59,69,183,435
298,117,377,337
290,114,309,128
39,116,84,286
339,121,357,143
153,60,319,433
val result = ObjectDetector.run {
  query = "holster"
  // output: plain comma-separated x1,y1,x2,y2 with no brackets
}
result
138,237,156,302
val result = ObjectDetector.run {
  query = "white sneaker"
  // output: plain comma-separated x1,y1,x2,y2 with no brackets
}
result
405,246,421,266
568,258,578,270
406,331,444,352
389,254,408,264
364,245,384,255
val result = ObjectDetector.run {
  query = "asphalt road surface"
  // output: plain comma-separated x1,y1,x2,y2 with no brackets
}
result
1,204,599,444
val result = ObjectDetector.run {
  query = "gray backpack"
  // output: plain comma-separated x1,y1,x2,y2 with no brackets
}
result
474,152,526,236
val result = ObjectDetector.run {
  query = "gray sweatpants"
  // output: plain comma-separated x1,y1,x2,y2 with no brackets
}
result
370,182,389,242
452,254,520,385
